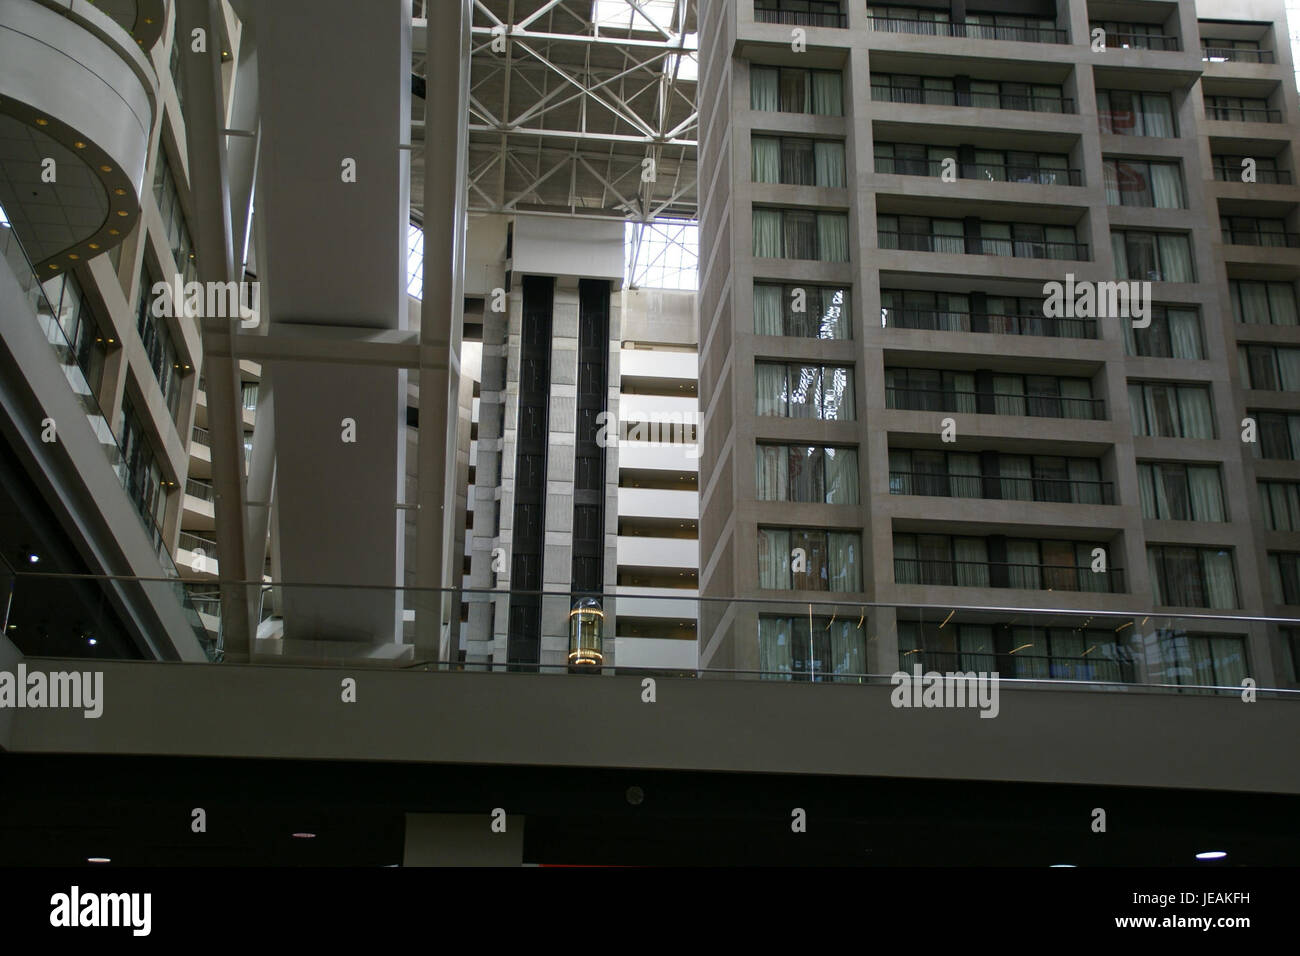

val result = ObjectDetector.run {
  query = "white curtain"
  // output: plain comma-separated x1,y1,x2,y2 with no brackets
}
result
1150,163,1184,208
753,284,783,335
1060,378,1095,420
1268,283,1299,324
828,620,866,680
1208,636,1247,687
1177,386,1214,438
753,209,782,257
1188,465,1225,521
819,287,849,339
751,136,780,183
821,365,856,421
814,141,846,188
1103,160,1121,205
1168,308,1202,358
893,533,918,583
828,532,861,591
817,213,850,262
755,362,787,416
824,447,859,504
1202,550,1237,608
755,444,787,500
1111,231,1129,277
1000,455,1033,501
1158,234,1194,282
1138,464,1164,518
811,72,842,115
1006,539,1040,589
757,528,790,589
758,617,793,679
953,537,990,587
750,66,779,111
1278,348,1300,390
948,453,981,498
1069,458,1102,504
994,375,1026,416
1140,93,1175,136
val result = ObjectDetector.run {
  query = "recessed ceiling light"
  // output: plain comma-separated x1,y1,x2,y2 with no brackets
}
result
88,242,100,250
292,832,316,839
87,857,110,863
73,141,87,149
1049,863,1076,867
99,165,112,173
116,210,128,217
35,118,49,126
28,553,39,563
1196,850,1227,860
87,638,97,646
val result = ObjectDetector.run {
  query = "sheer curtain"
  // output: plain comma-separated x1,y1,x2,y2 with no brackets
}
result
1006,539,1040,589
1168,308,1202,358
1158,234,1194,282
1068,458,1103,504
1278,348,1300,390
953,536,990,587
751,136,781,183
811,72,843,115
755,362,787,416
753,209,782,257
1235,281,1268,322
893,533,918,584
1060,378,1095,419
828,532,861,591
753,284,783,335
1188,465,1225,521
1000,455,1033,501
1103,160,1122,205
758,617,793,679
1176,386,1214,438
829,620,866,680
750,66,779,111
824,447,859,504
1138,464,1166,518
1111,231,1130,277
1150,162,1184,208
817,213,850,262
819,287,850,339
1268,283,1299,324
814,141,846,188
821,365,856,421
1140,93,1175,136
755,444,788,500
994,375,1026,416
1202,550,1237,608
948,452,981,498
757,528,790,588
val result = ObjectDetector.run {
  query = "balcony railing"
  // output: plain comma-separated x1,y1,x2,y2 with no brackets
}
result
1201,46,1274,63
877,230,1090,261
894,557,1126,593
867,16,1068,44
874,157,1083,186
1206,105,1282,123
1096,32,1180,51
886,385,1106,420
871,84,1075,113
1212,166,1292,184
1221,229,1300,248
178,532,217,553
902,649,1138,682
191,424,210,445
889,470,1115,505
755,7,846,27
185,478,215,501
883,307,1098,339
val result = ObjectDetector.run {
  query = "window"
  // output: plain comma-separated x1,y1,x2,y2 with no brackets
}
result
1097,90,1177,136
119,396,169,550
1212,154,1287,184
1111,230,1194,282
875,143,1074,185
1148,546,1238,608
756,444,859,503
757,527,862,591
751,136,846,187
1239,345,1300,390
40,272,107,397
888,449,1107,504
1259,481,1300,531
879,216,1081,259
1090,21,1177,50
1254,411,1300,460
1103,158,1185,207
754,1,845,28
872,74,1067,112
894,534,1115,592
1153,630,1248,689
755,362,855,420
1231,280,1298,325
1270,552,1300,604
1128,382,1215,438
753,283,850,338
886,368,1099,420
152,150,198,284
1204,94,1275,122
901,621,1134,681
135,265,186,422
753,208,850,261
868,5,951,34
1137,462,1226,520
1222,217,1295,247
758,614,866,681
1123,306,1203,358
750,66,843,114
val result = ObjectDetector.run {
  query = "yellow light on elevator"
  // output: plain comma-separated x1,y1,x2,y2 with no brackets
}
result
568,597,604,668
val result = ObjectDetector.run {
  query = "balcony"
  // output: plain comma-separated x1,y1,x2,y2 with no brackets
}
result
870,84,1075,114
886,386,1106,421
866,17,1067,44
877,231,1089,261
889,470,1115,505
1096,32,1180,52
1212,165,1292,185
1205,105,1282,123
894,557,1125,593
874,157,1082,187
1221,228,1300,248
883,307,1097,339
1201,47,1274,63
754,5,846,27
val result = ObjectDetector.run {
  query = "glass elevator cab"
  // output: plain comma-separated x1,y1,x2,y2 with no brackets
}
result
568,597,604,670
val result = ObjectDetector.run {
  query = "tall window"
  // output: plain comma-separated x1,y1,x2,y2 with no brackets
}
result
757,527,862,591
1128,382,1215,438
1090,21,1178,50
1103,158,1185,207
894,534,1116,592
753,283,850,338
756,444,859,503
1111,230,1194,281
1258,480,1300,531
119,396,168,549
1269,552,1300,604
153,150,198,284
40,272,107,397
755,362,855,420
750,66,843,114
1148,546,1238,608
1154,631,1248,689
1204,94,1275,122
1239,345,1300,390
758,615,866,681
1137,462,1226,521
751,136,847,187
889,448,1107,504
135,265,186,421
754,1,845,28
1231,280,1298,325
1123,306,1203,359
1097,90,1177,136
753,208,850,260
1254,411,1300,460
886,368,1098,420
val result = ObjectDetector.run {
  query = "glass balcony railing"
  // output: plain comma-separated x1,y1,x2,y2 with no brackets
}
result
5,573,1298,698
0,214,212,659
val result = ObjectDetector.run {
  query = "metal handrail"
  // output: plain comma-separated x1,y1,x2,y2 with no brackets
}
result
894,557,1127,593
866,16,1068,44
185,478,215,501
1201,46,1274,63
875,156,1082,186
883,307,1098,339
885,384,1106,420
1093,31,1180,51
755,7,847,27
1206,105,1282,123
877,230,1090,261
1221,229,1300,248
889,470,1116,504
871,83,1075,113
1212,165,1292,184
